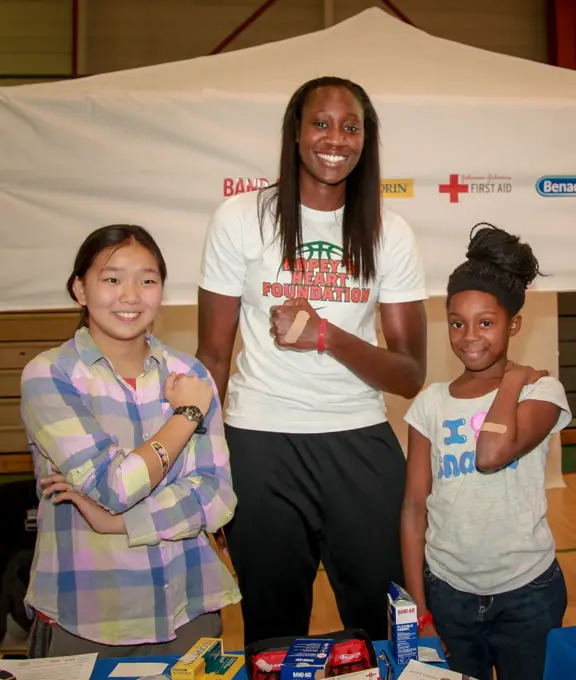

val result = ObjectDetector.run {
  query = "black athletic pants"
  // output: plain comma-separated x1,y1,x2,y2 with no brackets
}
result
224,421,406,646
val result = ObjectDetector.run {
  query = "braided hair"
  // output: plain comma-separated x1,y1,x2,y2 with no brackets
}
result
447,223,541,315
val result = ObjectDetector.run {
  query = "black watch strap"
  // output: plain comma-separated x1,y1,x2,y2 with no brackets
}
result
173,405,207,434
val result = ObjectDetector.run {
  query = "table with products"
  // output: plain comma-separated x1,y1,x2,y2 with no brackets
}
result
88,639,449,680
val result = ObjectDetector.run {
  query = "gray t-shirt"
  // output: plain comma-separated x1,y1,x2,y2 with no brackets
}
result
405,376,571,595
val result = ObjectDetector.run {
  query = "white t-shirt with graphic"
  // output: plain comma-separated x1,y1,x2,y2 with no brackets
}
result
404,377,571,595
199,190,426,433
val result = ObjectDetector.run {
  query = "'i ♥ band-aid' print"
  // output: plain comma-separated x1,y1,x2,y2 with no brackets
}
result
470,411,488,439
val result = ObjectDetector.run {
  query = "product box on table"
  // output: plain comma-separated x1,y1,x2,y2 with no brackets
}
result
387,583,418,666
171,637,245,680
279,638,334,680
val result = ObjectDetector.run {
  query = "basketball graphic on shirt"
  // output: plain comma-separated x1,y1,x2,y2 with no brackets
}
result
298,240,344,262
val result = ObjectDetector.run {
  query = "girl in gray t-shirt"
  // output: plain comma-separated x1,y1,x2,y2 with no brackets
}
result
401,223,571,680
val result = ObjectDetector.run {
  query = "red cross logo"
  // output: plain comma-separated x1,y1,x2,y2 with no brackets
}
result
439,174,469,203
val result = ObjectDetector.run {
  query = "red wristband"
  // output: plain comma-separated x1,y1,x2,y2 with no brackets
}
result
417,610,434,632
317,318,328,353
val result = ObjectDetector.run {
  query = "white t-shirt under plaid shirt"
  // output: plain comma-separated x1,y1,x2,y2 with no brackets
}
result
21,327,240,645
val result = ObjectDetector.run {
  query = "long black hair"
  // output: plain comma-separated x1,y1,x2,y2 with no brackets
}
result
447,222,541,315
67,224,167,327
258,76,381,281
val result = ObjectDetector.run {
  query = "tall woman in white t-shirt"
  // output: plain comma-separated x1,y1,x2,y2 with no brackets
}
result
197,76,427,645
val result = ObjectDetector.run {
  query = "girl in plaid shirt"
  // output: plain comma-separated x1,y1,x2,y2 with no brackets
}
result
22,225,240,657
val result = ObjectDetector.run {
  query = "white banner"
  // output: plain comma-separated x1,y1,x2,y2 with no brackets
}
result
1,8,576,310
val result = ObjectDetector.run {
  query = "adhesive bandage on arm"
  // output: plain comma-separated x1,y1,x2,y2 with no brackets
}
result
481,422,508,434
283,310,310,344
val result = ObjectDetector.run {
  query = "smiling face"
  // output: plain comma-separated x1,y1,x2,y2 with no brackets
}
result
72,239,163,355
448,289,521,374
298,85,364,204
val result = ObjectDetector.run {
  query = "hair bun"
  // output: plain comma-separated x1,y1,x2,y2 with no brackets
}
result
465,222,539,289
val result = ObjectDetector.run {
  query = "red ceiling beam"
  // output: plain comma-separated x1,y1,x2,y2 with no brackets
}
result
71,0,79,76
548,0,576,69
380,0,416,27
210,0,280,55
209,0,416,56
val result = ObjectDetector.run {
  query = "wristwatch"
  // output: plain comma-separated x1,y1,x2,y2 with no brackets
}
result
173,405,206,433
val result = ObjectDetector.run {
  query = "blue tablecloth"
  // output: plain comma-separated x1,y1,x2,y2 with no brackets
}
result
89,628,573,680
90,639,446,679
90,654,249,680
544,626,576,680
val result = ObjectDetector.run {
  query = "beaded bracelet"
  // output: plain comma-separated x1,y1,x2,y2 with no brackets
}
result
150,440,170,477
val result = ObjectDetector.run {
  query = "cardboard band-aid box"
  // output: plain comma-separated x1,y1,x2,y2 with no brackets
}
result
171,637,245,680
280,639,334,680
387,583,418,666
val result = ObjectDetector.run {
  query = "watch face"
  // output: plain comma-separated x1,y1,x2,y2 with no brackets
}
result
175,406,202,421
186,407,202,421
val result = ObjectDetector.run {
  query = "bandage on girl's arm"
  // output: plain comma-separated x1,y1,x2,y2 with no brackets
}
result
475,372,559,472
480,422,507,434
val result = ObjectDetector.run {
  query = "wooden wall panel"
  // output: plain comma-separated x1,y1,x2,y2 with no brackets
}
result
0,311,79,342
0,0,73,78
85,0,321,74
83,0,548,74
0,309,79,470
0,369,23,398
559,292,576,440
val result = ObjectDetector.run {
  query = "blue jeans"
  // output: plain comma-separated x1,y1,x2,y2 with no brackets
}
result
424,559,567,680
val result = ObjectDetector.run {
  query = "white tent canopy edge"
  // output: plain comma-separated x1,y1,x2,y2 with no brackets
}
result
1,7,576,311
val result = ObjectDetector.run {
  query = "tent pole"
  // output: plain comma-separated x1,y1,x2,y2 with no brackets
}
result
209,0,280,55
72,0,88,76
72,0,79,76
379,0,416,27
324,0,335,28
547,0,576,68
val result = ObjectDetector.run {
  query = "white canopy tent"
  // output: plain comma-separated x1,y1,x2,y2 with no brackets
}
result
1,7,572,487
1,6,576,310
